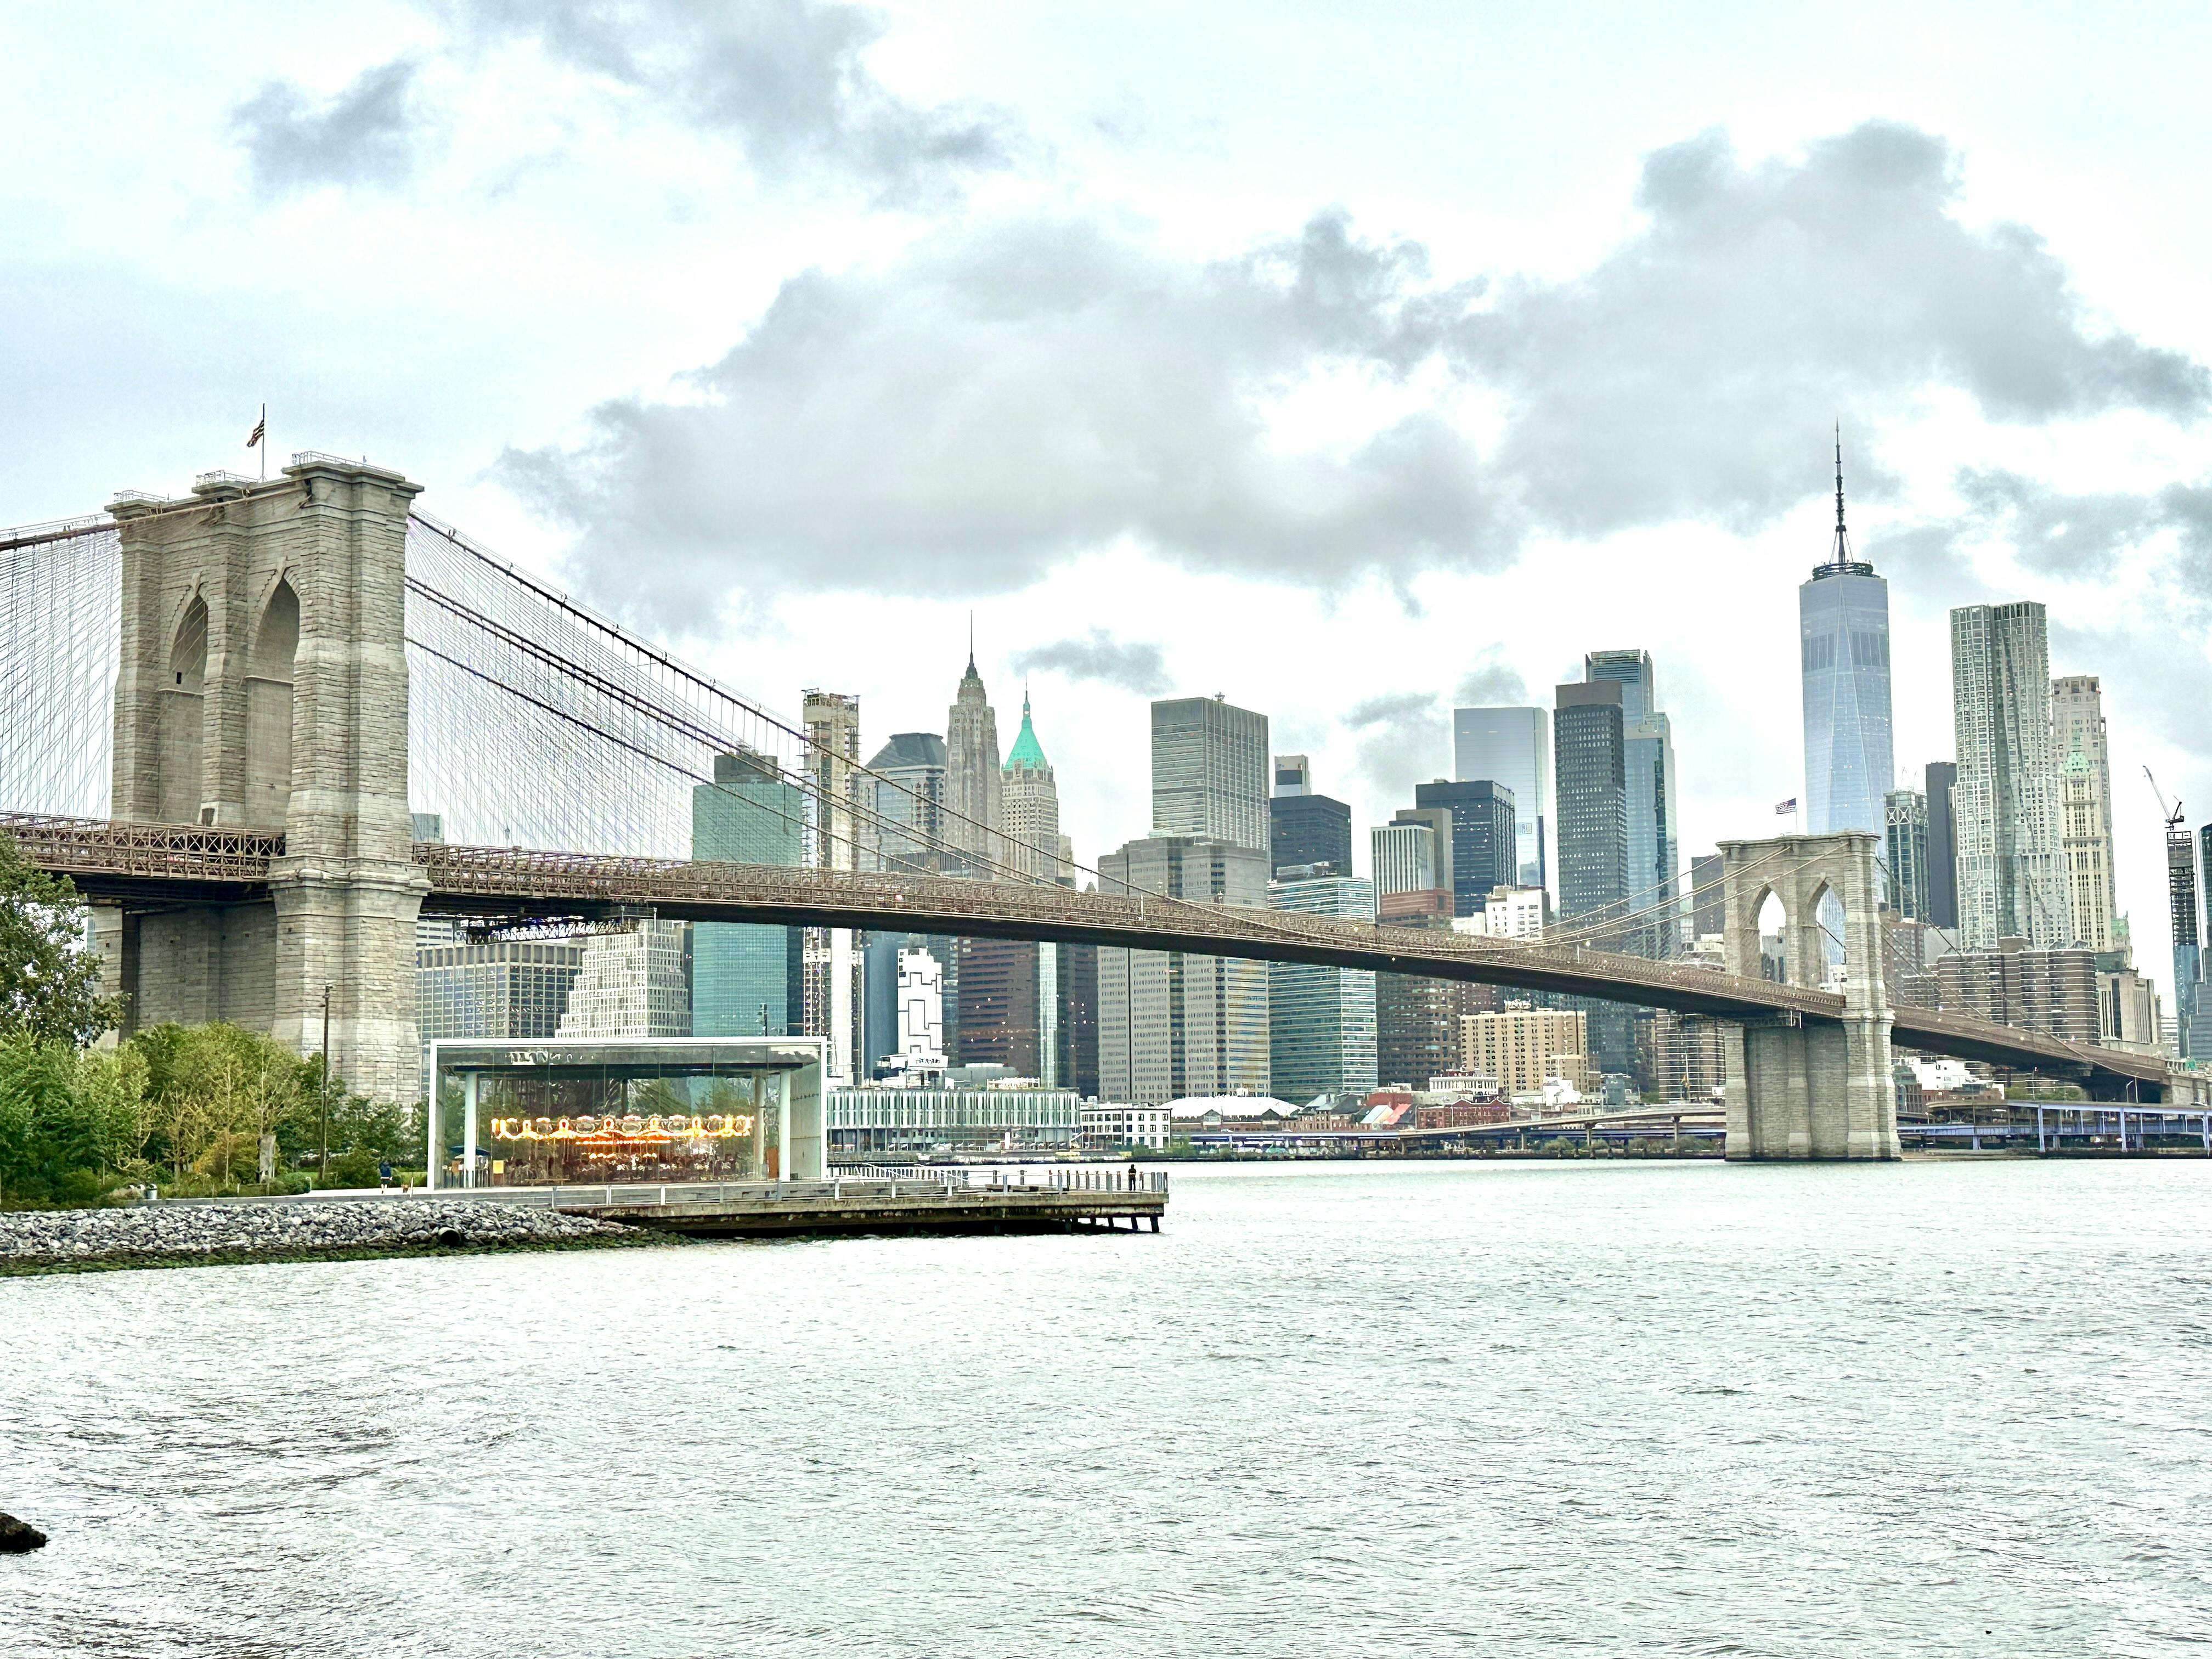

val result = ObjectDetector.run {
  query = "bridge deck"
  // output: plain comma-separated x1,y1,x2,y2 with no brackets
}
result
0,811,2172,1094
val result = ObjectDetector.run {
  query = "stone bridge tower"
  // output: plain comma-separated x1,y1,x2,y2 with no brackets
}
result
1717,831,1900,1160
106,458,428,1102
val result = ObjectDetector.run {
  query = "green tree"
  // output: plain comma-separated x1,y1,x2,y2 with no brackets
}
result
132,1022,309,1187
0,1033,147,1206
0,829,123,1047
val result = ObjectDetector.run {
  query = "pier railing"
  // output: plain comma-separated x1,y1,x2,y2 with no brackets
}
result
537,1170,1169,1207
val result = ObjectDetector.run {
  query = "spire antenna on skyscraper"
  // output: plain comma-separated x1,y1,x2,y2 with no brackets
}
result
1832,421,1851,565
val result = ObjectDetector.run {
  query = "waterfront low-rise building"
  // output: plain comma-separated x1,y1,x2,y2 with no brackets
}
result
1079,1102,1172,1150
827,1067,1077,1156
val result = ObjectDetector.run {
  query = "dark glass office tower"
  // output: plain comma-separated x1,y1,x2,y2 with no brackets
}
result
1269,794,1353,876
2171,822,2208,1059
1584,649,1678,958
1554,680,1635,1076
1554,682,1628,937
1412,779,1517,918
1884,789,1931,921
1924,761,1960,928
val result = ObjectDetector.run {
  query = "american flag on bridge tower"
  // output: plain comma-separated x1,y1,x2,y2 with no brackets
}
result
1774,798,1797,815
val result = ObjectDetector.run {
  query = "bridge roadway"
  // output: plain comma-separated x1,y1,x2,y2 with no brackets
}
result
1,811,2174,1098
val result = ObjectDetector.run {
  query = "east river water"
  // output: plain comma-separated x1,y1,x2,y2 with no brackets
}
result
4,1158,2211,1657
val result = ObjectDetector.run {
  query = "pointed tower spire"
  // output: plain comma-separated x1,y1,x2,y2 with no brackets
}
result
967,610,975,675
1831,421,1852,565
1812,421,1871,577
1005,684,1048,772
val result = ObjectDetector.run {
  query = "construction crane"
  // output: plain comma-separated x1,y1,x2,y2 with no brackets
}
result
2147,768,2201,970
2146,766,2184,832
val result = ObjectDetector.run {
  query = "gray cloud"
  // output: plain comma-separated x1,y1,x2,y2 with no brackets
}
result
1456,121,2209,541
232,58,421,196
1342,691,1451,809
1452,659,1527,707
1923,466,2212,597
500,208,1498,626
501,120,2209,627
445,0,1011,203
1858,521,1987,605
1010,630,1170,695
1954,469,2162,580
1344,691,1437,730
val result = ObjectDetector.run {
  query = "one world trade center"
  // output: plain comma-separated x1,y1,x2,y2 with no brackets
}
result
1799,433,1894,837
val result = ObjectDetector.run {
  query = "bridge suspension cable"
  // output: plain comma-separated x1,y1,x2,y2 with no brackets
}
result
0,518,119,820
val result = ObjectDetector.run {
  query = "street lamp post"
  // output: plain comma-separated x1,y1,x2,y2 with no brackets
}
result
320,983,332,1180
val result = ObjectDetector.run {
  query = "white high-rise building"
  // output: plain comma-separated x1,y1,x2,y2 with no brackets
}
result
945,651,1003,876
890,945,946,1073
1449,884,1545,941
803,690,862,1085
2052,675,2118,951
557,922,690,1038
1951,602,2068,947
1370,821,1437,902
1000,692,1062,884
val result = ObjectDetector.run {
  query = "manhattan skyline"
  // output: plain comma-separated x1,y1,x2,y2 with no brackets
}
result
7,3,2212,978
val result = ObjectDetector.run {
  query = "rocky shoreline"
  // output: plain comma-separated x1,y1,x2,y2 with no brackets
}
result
0,1199,659,1275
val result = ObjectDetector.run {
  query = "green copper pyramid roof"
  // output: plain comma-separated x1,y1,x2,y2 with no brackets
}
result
1005,695,1048,772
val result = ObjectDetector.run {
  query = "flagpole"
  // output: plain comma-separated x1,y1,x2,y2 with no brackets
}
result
259,404,267,483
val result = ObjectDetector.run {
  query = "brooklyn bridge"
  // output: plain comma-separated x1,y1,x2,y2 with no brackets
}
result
0,454,2191,1163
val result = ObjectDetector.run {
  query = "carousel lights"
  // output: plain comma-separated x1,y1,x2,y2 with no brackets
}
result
488,1114,757,1143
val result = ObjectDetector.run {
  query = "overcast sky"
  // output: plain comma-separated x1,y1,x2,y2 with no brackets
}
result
9,2,2212,980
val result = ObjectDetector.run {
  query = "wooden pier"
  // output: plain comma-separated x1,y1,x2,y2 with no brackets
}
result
531,1170,1169,1239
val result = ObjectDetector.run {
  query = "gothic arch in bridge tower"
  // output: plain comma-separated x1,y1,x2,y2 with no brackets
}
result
245,575,298,829
159,592,208,825
1717,831,1900,1160
105,460,428,1103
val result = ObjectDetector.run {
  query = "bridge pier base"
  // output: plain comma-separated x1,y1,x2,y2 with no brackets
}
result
1723,1014,1900,1160
1719,833,1901,1162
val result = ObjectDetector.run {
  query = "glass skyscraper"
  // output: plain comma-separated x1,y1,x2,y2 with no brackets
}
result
1267,873,1379,1101
1553,682,1628,935
1799,444,1894,838
1412,778,1517,918
2171,823,2208,1060
866,731,946,871
1583,649,1678,958
1453,707,1549,894
692,749,806,1035
1152,696,1270,852
1553,680,1636,1078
